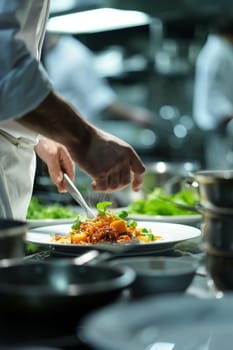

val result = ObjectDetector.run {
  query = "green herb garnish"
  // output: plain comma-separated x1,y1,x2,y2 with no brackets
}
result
96,201,113,215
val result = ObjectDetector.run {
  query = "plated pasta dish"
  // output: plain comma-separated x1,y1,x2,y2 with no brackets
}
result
52,202,161,245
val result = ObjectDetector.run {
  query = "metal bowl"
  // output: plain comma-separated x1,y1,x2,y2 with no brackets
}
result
142,161,200,194
109,256,198,298
0,219,27,259
114,161,200,206
194,170,233,209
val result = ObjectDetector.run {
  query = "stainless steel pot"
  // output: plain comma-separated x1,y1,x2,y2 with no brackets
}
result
0,219,27,259
142,161,200,194
193,170,233,209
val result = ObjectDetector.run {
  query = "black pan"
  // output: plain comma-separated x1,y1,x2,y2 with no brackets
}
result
0,259,135,344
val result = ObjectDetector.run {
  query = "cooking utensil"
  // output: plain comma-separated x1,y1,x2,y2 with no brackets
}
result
109,255,199,298
205,249,233,292
0,219,27,259
63,173,95,218
188,170,233,209
142,161,200,195
0,258,135,343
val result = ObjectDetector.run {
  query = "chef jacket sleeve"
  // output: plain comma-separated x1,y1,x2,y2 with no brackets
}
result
0,1,53,122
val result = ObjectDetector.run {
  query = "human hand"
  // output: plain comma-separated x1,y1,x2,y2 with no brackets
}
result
74,127,145,193
35,138,75,193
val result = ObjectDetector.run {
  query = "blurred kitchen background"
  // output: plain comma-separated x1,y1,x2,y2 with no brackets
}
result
33,0,233,207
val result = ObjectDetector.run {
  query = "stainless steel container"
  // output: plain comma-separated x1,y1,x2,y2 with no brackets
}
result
142,161,200,194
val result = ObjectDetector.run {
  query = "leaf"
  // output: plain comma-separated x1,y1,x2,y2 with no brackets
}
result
96,201,112,215
118,210,128,219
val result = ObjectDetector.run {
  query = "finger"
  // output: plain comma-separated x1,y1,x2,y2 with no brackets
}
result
131,172,145,192
129,151,145,191
60,148,75,181
47,157,64,193
129,150,146,175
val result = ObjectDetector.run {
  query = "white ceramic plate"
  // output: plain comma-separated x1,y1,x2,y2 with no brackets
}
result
79,294,233,350
27,218,77,229
115,207,202,224
26,221,201,255
128,213,201,224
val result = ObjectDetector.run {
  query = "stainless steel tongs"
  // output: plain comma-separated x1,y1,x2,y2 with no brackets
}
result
63,173,95,218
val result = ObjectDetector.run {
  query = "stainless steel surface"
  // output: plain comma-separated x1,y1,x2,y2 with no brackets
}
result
63,173,95,218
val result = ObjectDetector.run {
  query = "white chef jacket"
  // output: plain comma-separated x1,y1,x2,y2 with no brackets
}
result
0,0,53,219
44,35,116,122
193,34,233,131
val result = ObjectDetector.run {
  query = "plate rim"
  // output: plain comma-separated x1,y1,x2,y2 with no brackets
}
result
114,207,202,223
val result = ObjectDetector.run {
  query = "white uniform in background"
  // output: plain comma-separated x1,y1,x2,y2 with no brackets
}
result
0,0,52,219
44,35,116,122
193,34,233,169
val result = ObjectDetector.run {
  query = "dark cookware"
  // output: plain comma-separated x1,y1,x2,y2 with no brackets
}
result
109,256,199,298
192,170,233,209
202,209,233,253
0,219,27,259
0,259,135,343
205,249,233,292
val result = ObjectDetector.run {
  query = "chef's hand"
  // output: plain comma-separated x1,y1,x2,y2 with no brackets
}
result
75,127,145,193
35,138,75,193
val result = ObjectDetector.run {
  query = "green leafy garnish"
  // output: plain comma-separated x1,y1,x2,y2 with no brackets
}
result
118,210,128,219
96,201,112,215
142,228,154,241
71,215,83,230
127,219,137,227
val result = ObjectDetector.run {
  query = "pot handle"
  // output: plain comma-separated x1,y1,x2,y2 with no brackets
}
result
183,173,199,189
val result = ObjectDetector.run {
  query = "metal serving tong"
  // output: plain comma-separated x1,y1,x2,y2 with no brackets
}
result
63,173,95,218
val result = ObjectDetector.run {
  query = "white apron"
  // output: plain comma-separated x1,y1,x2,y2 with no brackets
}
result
0,130,37,219
0,0,50,220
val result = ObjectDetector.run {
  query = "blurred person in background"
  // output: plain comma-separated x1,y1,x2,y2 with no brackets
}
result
193,15,233,169
43,33,155,127
0,0,145,220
